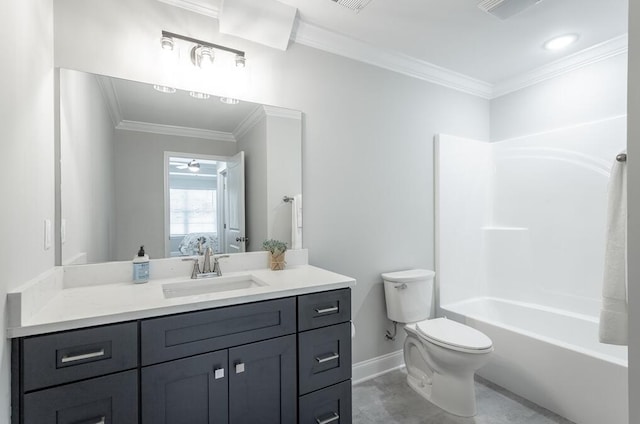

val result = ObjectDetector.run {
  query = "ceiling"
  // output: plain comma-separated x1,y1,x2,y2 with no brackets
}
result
278,0,628,84
169,0,628,93
106,76,260,134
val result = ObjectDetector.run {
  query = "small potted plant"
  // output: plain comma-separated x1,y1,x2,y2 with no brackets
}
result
262,239,288,270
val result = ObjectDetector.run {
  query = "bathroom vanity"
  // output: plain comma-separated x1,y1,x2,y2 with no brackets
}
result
8,253,354,424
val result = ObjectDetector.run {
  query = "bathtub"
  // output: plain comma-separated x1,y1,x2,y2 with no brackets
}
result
441,297,628,424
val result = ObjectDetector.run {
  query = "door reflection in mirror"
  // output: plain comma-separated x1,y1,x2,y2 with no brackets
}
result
166,153,245,256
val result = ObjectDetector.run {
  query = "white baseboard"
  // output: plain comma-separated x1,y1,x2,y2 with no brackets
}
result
352,350,405,385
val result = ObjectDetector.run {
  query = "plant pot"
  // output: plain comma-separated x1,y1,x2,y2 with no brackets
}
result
269,251,286,270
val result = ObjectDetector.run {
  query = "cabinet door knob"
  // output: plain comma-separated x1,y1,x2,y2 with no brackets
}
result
316,412,340,424
214,368,225,379
235,362,245,374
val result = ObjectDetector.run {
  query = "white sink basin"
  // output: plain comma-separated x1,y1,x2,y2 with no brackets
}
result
162,275,267,299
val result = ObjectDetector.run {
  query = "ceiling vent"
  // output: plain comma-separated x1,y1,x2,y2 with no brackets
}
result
331,0,374,13
478,0,542,20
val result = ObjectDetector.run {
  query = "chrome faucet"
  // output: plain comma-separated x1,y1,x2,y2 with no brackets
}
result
212,255,230,276
184,251,230,279
202,247,214,273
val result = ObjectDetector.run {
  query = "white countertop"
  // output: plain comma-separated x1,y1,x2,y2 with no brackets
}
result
7,263,355,338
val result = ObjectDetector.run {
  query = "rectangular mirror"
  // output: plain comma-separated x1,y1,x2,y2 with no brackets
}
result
58,69,302,265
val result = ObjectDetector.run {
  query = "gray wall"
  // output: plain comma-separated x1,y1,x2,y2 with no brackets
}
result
53,0,490,363
60,69,116,264
491,53,627,141
266,112,302,245
0,0,55,420
113,129,237,260
237,113,268,250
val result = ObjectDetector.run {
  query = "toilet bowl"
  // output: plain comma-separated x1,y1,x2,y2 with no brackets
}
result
403,318,493,417
382,269,493,417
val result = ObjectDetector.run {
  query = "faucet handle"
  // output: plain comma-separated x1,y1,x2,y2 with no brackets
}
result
212,255,229,276
182,257,201,279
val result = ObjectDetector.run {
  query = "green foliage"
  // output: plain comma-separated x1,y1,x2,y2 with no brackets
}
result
262,239,288,254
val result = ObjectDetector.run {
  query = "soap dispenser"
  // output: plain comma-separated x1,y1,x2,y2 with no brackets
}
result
133,245,149,283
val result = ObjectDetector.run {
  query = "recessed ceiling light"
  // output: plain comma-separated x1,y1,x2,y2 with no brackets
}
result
220,97,240,105
189,91,210,100
544,34,579,51
153,84,176,94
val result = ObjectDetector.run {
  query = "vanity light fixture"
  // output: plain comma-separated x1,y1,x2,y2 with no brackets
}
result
160,35,175,51
160,30,247,70
189,91,211,100
153,84,176,94
544,33,579,51
220,97,240,105
191,45,215,69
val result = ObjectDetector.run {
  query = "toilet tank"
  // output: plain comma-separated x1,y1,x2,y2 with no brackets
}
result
382,269,435,323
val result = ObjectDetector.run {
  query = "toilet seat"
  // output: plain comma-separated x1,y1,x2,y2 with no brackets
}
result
416,318,493,354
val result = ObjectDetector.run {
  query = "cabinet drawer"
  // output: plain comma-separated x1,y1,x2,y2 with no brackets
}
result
22,322,138,392
298,322,352,395
299,380,352,424
298,289,351,331
141,297,296,365
23,370,138,424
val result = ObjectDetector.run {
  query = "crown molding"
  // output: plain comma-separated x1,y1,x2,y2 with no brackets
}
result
292,20,494,99
263,105,302,120
117,120,236,142
491,34,628,98
233,105,266,140
95,75,122,128
153,1,627,100
157,0,218,18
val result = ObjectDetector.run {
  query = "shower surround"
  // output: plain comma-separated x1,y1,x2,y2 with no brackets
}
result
436,115,628,424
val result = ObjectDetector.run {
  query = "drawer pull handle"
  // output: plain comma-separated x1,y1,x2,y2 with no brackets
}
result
316,352,339,363
235,363,245,374
61,349,105,363
315,306,339,314
316,412,340,424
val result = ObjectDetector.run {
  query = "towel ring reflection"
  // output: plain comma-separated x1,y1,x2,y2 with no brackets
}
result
283,196,294,203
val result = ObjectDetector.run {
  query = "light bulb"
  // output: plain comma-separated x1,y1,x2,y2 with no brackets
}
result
220,97,240,105
189,91,210,100
199,47,215,69
160,36,174,51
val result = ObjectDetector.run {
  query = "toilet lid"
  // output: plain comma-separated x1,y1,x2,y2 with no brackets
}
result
416,318,493,351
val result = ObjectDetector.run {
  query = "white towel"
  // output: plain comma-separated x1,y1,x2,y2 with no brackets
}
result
291,194,303,249
599,152,628,345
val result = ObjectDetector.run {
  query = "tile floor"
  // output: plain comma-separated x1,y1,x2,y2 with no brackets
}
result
352,369,575,424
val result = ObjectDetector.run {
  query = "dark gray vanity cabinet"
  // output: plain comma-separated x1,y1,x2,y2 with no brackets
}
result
297,289,353,424
12,288,351,424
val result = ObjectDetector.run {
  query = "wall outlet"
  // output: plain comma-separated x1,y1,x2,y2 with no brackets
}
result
44,219,52,250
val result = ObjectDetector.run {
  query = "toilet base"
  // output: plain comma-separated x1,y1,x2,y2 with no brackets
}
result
406,371,477,417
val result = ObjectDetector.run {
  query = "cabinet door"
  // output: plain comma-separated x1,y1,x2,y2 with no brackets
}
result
23,370,137,424
141,350,228,424
228,335,296,424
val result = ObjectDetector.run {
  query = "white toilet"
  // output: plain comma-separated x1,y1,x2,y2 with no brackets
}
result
382,269,493,417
